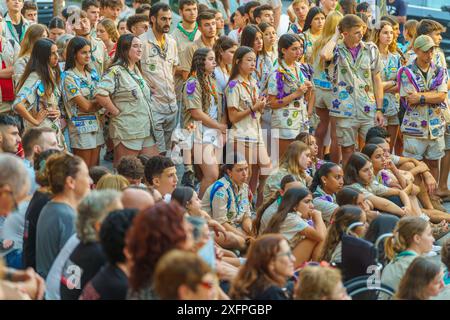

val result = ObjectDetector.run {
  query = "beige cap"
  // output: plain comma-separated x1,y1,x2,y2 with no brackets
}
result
413,35,437,51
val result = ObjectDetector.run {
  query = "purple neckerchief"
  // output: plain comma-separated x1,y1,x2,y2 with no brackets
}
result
300,63,313,81
276,71,289,100
380,170,390,186
397,63,445,112
348,45,361,62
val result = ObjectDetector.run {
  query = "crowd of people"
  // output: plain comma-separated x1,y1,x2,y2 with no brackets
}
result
0,0,449,300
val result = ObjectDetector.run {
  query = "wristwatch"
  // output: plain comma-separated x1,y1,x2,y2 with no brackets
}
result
420,95,426,105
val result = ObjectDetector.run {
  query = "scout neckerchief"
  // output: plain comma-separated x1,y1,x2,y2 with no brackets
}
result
176,21,198,42
240,76,257,119
393,250,417,262
207,75,219,106
255,54,266,82
5,16,25,43
397,61,445,112
224,174,242,218
276,59,305,101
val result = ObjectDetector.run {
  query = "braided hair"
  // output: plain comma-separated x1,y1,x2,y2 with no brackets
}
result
189,47,214,113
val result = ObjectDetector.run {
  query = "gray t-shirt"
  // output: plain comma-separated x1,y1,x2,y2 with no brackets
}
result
36,202,76,278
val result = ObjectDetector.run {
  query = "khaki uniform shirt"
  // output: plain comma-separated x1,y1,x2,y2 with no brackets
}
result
13,72,65,148
399,60,447,139
224,74,264,143
380,52,401,117
381,252,418,292
89,37,110,77
140,29,178,113
13,55,28,89
201,176,251,227
0,36,18,113
171,25,201,102
329,41,381,120
94,65,154,141
1,14,30,47
263,167,307,199
62,68,104,149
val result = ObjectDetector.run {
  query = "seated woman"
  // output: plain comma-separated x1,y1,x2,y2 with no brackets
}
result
296,132,324,178
229,234,296,300
262,187,326,267
336,186,383,223
264,141,313,199
200,157,253,253
362,143,450,226
294,265,350,300
344,152,412,218
320,205,368,265
395,257,444,300
253,174,304,236
310,162,343,225
381,217,434,293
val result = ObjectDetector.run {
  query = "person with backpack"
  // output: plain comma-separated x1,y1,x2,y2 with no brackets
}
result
201,156,253,252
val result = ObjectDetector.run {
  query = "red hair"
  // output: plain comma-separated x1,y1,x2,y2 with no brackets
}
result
126,201,187,292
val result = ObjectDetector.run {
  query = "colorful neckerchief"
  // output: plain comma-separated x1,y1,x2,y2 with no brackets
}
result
207,76,219,105
224,174,241,218
276,60,305,100
176,22,198,42
240,78,257,119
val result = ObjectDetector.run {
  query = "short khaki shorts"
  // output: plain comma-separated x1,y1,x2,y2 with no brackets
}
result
384,114,400,126
113,136,155,151
403,135,445,161
335,117,374,147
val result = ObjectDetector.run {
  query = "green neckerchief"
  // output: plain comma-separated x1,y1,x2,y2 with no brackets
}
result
394,250,417,262
5,17,26,43
177,21,198,42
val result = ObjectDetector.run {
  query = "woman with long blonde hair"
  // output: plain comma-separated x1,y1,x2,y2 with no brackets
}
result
310,11,343,163
13,24,49,88
372,20,402,152
96,18,120,58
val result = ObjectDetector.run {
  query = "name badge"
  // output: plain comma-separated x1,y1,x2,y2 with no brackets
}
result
72,115,99,134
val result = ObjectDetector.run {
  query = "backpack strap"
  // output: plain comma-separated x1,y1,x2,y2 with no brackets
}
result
209,181,232,212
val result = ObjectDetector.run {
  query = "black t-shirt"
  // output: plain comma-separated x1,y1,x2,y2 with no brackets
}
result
13,18,24,40
60,242,106,300
22,191,52,269
79,264,129,300
252,285,292,300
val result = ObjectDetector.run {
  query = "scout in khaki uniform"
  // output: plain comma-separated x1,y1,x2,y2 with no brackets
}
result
225,47,272,207
140,3,179,155
63,64,104,168
171,0,201,104
398,35,447,182
95,36,156,167
201,159,252,252
322,14,384,165
1,0,31,48
181,48,227,197
13,72,65,150
0,23,19,115
267,34,312,158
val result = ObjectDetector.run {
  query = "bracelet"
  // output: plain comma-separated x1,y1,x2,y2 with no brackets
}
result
376,108,383,112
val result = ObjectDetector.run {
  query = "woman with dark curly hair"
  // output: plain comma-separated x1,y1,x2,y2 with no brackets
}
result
126,201,194,300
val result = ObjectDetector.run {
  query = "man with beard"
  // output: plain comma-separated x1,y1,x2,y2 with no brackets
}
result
140,3,179,156
0,115,21,155
73,10,110,76
180,11,217,81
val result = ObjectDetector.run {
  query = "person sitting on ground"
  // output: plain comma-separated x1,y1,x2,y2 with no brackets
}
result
144,155,178,200
116,155,145,187
319,205,368,265
253,175,304,236
96,174,130,191
263,187,327,267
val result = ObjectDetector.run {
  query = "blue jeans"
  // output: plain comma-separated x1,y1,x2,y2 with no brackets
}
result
5,249,24,270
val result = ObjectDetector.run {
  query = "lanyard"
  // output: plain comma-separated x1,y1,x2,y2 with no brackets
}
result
5,20,24,43
241,80,257,119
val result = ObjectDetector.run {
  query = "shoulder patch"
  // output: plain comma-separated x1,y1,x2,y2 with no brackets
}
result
228,80,238,90
186,79,197,95
214,190,226,199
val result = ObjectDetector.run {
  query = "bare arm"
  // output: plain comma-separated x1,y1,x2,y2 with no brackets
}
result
95,95,120,116
71,95,100,113
367,194,406,217
190,109,226,132
0,66,13,78
320,29,340,62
